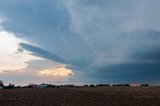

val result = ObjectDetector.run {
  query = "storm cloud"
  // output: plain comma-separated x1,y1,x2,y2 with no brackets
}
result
19,43,67,64
0,0,160,85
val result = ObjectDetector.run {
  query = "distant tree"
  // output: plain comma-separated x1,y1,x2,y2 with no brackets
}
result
84,85,88,87
27,83,37,88
124,84,130,86
112,84,123,86
141,84,149,86
9,83,15,87
65,85,75,88
89,84,95,87
47,84,56,88
15,86,21,88
0,80,4,86
5,83,15,89
98,84,103,87
106,84,110,86
59,85,65,87
98,84,110,87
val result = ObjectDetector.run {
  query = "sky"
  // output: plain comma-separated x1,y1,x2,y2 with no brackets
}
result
0,0,160,85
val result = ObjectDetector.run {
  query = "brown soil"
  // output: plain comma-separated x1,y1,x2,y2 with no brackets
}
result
0,87,160,106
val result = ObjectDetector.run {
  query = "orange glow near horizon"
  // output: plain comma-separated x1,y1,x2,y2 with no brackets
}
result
38,65,74,77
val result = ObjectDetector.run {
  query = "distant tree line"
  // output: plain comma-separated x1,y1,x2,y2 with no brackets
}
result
0,80,149,89
140,84,149,86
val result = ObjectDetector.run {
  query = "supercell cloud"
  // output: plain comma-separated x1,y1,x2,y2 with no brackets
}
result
0,0,160,85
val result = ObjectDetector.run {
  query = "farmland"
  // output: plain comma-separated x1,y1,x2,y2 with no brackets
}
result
0,87,160,106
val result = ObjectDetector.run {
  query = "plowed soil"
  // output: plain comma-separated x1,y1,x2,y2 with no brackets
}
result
0,87,160,106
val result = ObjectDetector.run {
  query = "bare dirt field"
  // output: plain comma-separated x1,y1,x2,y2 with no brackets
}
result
0,87,160,106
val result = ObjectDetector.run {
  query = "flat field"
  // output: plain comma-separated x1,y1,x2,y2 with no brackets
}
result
0,87,160,106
